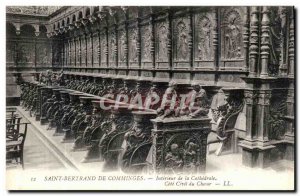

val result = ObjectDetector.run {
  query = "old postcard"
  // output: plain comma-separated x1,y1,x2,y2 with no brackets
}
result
5,5,295,191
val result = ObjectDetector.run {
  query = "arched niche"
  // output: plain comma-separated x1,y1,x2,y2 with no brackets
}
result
84,7,91,18
20,24,36,37
6,22,16,38
38,25,48,38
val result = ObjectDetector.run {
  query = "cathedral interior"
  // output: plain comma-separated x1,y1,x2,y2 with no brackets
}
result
6,6,295,177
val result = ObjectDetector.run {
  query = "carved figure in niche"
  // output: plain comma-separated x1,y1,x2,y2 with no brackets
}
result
142,26,151,60
40,47,49,65
197,18,212,60
130,29,138,62
101,38,107,63
119,31,126,62
156,81,179,119
225,13,242,59
158,25,168,61
110,34,116,62
165,143,183,173
177,21,188,60
183,141,198,172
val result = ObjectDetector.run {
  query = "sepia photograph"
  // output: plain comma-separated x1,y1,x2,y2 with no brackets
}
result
5,5,295,191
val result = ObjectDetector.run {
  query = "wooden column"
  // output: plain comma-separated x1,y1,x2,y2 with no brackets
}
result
284,7,295,160
249,7,259,77
260,7,270,77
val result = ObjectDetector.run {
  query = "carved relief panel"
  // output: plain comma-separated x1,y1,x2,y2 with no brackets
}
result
118,28,127,67
173,17,190,68
75,37,81,66
81,35,87,67
268,6,288,76
141,24,153,67
100,31,107,67
92,32,100,67
6,41,15,66
194,11,216,69
64,40,68,66
220,7,246,69
36,42,52,67
70,39,75,67
128,27,139,67
52,40,61,66
16,42,35,66
155,20,170,69
86,34,92,67
108,28,117,67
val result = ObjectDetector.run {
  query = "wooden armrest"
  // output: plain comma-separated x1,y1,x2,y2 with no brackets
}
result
6,140,22,147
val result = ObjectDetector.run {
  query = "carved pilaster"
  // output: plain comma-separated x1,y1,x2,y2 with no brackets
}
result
244,89,258,140
256,89,271,143
249,7,259,77
212,8,218,68
137,18,142,68
260,7,270,77
150,14,155,69
279,7,288,76
288,8,295,78
243,7,250,70
167,10,172,69
189,9,193,69
89,33,93,67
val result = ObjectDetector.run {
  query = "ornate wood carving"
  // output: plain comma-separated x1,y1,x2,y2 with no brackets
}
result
195,13,214,62
173,18,190,62
128,27,139,64
108,27,117,67
155,18,169,67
